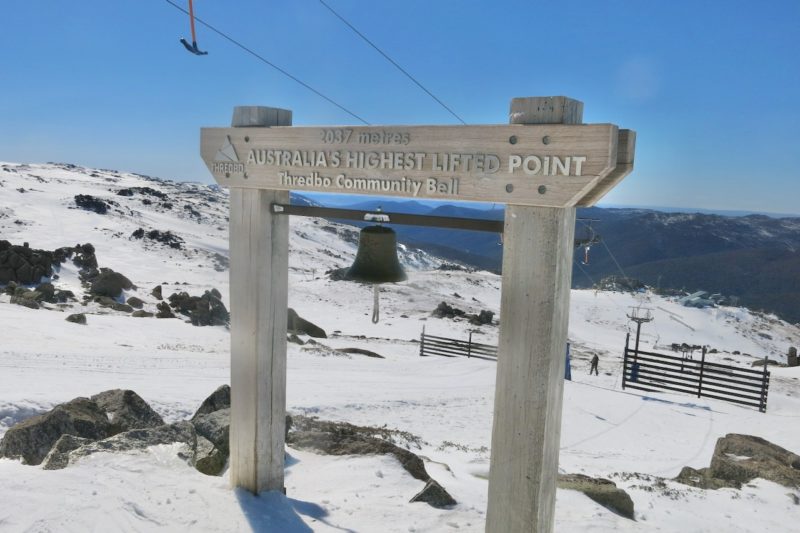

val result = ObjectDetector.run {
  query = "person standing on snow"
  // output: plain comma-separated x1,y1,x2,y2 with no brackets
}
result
590,353,599,375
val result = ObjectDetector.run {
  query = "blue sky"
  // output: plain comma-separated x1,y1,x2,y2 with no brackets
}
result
0,1,798,214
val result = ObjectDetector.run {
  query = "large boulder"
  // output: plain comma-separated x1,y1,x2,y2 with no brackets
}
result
287,308,327,338
192,409,230,455
188,386,232,476
287,415,428,482
90,389,164,434
287,415,457,508
0,398,112,465
676,434,800,489
57,422,199,467
558,473,635,519
41,420,226,476
191,410,230,476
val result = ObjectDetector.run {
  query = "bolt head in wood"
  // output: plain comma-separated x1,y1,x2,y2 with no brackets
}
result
509,135,518,145
538,185,547,194
506,184,514,193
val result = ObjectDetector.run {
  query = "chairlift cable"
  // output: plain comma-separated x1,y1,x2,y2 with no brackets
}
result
163,0,371,125
317,0,467,125
599,235,630,284
598,238,665,345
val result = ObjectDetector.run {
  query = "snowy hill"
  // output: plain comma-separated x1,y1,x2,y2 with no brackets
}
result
1,162,799,532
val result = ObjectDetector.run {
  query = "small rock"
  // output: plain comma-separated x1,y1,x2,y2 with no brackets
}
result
287,308,327,338
131,310,154,318
156,301,175,318
126,296,144,309
288,334,306,345
432,301,464,319
558,473,635,519
409,479,457,508
167,290,229,326
337,347,385,359
10,296,39,310
66,313,87,325
35,282,55,302
751,358,780,367
151,285,163,300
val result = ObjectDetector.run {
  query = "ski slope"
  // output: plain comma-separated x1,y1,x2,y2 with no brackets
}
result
1,163,799,532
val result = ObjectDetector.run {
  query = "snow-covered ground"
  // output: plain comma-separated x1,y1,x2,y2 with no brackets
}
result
1,163,799,532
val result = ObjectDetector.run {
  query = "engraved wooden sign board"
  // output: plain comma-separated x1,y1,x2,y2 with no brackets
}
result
201,124,623,207
206,97,636,533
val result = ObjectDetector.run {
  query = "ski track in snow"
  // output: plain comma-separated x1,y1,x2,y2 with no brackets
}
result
1,162,799,532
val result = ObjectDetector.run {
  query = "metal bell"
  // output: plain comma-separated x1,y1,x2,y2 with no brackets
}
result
345,225,407,283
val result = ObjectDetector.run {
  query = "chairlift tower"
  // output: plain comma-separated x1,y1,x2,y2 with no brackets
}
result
627,306,654,361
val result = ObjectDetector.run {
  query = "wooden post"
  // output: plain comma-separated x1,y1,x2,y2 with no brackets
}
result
697,346,706,398
468,331,473,358
420,326,426,357
486,97,580,533
228,106,291,493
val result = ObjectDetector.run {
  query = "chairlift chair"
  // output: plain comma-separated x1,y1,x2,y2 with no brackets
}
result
574,219,601,265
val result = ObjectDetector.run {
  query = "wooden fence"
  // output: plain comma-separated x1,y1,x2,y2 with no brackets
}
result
622,336,770,412
419,327,498,360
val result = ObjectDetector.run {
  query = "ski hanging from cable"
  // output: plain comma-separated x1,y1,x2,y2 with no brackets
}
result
180,0,208,56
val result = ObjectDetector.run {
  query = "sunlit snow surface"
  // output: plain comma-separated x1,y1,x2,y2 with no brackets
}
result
1,163,799,532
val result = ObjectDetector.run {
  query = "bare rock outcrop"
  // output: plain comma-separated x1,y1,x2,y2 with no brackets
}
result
676,434,800,490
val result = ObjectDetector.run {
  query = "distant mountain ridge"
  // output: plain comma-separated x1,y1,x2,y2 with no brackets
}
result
314,198,800,323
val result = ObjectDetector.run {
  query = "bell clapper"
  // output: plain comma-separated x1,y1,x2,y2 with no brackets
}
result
372,285,380,324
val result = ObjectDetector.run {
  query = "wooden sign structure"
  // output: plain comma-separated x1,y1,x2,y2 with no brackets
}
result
200,97,635,533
